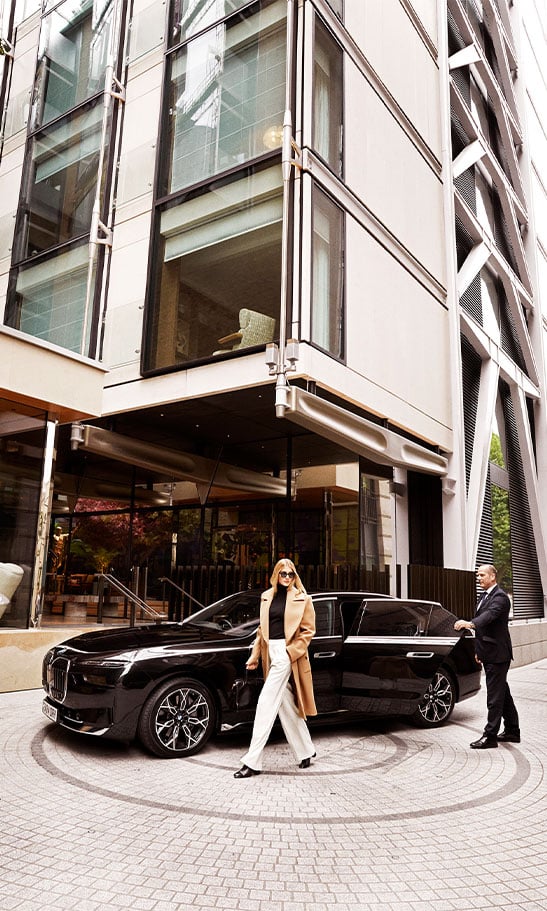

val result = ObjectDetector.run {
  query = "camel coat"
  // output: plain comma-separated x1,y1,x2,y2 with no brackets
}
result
249,586,317,718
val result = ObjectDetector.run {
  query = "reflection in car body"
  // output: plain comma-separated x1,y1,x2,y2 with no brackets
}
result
42,590,481,758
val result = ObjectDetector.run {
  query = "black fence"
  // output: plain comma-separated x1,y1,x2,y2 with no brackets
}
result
408,564,476,619
167,562,476,621
168,563,391,619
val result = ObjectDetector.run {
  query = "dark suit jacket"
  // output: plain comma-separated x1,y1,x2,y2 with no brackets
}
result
473,585,513,664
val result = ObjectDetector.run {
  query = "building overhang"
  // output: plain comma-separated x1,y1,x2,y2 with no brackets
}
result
0,328,106,422
73,424,287,496
284,387,448,477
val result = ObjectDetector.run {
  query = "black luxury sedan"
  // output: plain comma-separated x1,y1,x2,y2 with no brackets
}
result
42,590,481,758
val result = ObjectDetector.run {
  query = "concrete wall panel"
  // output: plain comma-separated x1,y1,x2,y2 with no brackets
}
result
345,62,445,285
344,0,441,159
345,217,452,437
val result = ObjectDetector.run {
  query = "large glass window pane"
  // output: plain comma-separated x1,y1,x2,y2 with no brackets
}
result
311,185,344,357
33,0,114,129
360,475,392,572
313,17,343,175
0,401,48,629
169,0,252,46
146,165,281,370
8,242,96,353
162,0,286,195
15,100,104,260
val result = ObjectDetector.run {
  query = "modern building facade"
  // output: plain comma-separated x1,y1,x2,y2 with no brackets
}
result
1,0,546,633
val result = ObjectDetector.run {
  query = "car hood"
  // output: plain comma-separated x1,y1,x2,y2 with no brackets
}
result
57,622,249,654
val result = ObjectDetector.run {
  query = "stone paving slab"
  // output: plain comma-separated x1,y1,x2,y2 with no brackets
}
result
0,660,545,911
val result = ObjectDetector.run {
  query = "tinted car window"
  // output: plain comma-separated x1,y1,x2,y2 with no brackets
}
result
186,590,261,634
313,598,337,636
427,603,457,635
355,600,432,637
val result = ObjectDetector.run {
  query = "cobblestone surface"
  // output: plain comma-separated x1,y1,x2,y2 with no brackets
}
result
1,659,545,910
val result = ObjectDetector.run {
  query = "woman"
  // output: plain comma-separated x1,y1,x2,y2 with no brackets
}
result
234,558,317,778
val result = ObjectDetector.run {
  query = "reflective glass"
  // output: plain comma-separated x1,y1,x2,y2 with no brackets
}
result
17,100,104,259
11,242,96,354
325,0,343,18
33,0,114,129
162,0,286,195
169,0,251,46
0,400,48,630
311,185,344,357
313,17,343,175
146,165,282,370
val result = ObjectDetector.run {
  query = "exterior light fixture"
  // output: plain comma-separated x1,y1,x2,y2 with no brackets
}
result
262,124,283,149
0,37,14,57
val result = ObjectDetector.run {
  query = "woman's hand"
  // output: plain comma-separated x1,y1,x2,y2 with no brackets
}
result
246,659,258,671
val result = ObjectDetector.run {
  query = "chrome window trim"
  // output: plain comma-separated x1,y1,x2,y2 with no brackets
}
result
345,636,459,647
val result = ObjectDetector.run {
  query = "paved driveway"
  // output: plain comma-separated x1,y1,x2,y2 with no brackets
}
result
1,659,545,910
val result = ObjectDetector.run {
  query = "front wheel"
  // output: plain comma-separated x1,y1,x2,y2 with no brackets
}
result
411,669,456,727
138,677,216,758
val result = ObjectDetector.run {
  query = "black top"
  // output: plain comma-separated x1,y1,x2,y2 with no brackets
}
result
269,586,288,639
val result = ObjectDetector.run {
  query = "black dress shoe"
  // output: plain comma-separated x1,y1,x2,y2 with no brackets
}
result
234,765,261,779
298,752,317,769
497,731,521,743
470,735,498,749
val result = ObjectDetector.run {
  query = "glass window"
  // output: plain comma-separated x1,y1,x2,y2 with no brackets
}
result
162,0,286,195
313,17,343,176
14,100,104,261
357,601,431,637
311,185,344,358
325,0,343,18
146,165,282,370
8,242,96,354
32,0,114,129
313,598,337,637
169,0,252,47
0,400,48,630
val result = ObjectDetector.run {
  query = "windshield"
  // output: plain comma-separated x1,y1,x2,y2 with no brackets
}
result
183,590,261,636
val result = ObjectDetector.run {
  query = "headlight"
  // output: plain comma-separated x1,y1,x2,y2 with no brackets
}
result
76,659,129,687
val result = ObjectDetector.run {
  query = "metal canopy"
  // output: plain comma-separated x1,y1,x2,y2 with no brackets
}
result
285,387,448,477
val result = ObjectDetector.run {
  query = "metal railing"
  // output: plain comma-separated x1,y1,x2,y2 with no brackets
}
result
97,573,166,625
158,576,206,622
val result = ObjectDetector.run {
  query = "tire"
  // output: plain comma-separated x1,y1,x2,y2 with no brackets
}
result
138,677,216,758
411,669,456,727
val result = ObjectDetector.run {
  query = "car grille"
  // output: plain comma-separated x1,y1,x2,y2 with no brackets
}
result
46,656,70,703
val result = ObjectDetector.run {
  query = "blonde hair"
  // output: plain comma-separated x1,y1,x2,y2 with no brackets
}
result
270,558,305,593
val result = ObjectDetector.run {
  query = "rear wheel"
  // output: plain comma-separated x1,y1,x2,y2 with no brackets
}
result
138,677,216,758
411,669,456,727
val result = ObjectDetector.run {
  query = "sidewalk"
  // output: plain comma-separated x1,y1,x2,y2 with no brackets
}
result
1,659,545,911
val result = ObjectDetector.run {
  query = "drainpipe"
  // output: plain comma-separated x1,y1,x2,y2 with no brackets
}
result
269,0,301,417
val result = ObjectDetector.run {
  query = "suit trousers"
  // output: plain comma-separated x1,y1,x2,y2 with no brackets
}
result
483,660,520,737
241,639,315,771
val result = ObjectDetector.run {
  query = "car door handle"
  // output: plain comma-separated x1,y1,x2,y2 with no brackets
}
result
313,651,336,659
406,652,435,658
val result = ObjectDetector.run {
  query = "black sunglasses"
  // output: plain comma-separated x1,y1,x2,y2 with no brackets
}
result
279,571,295,578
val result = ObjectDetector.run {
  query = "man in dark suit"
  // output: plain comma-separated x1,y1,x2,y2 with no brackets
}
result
454,564,520,749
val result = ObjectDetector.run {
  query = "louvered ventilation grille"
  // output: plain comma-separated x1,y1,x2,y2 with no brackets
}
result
461,336,482,491
499,296,527,373
455,168,477,212
500,382,543,619
455,220,483,324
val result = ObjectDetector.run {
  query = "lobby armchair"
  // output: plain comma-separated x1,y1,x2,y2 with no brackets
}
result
214,308,276,354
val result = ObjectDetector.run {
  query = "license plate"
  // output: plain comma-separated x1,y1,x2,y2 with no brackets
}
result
42,700,58,722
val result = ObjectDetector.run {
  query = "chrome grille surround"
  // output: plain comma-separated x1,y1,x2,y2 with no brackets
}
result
46,656,70,703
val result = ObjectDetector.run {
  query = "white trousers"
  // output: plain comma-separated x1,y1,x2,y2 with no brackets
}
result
241,639,315,771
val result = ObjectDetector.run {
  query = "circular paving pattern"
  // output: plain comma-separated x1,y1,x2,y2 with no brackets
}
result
31,715,533,825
